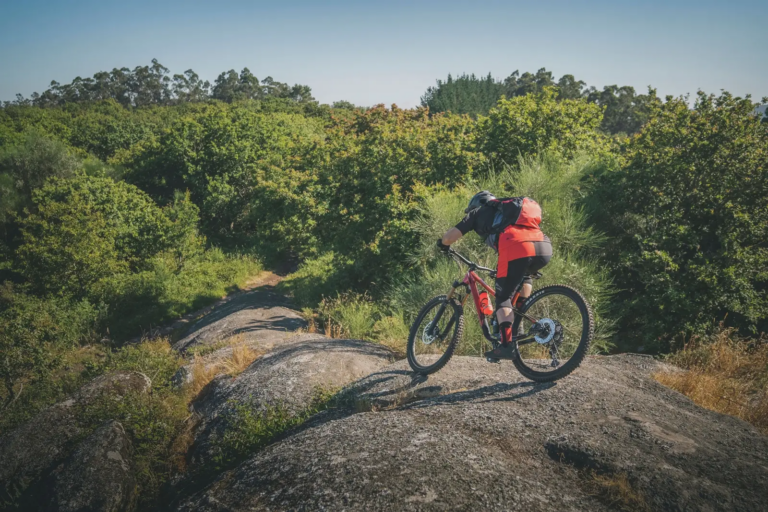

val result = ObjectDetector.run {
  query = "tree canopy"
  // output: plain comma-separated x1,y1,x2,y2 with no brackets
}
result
6,59,315,108
421,67,656,134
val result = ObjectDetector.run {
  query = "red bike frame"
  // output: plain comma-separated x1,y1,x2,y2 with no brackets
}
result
451,269,523,343
444,248,538,345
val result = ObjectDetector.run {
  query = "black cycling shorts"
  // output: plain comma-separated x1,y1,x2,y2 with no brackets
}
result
494,241,552,308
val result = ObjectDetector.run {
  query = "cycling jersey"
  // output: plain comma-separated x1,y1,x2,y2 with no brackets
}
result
454,196,551,306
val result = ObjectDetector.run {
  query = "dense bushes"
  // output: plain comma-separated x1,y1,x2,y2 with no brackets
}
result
589,92,768,350
0,147,260,409
0,285,99,408
480,89,608,166
1,87,765,386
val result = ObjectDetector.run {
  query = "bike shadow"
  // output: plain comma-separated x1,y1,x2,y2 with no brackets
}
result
400,380,556,410
346,368,556,411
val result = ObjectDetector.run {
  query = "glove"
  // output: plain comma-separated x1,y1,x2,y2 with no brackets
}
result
436,239,450,252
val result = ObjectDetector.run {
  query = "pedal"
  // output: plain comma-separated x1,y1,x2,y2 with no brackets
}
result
486,357,501,364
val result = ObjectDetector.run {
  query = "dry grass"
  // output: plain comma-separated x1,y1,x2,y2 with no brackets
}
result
222,343,260,376
187,336,262,396
653,326,768,434
590,472,650,512
167,414,200,473
188,359,220,396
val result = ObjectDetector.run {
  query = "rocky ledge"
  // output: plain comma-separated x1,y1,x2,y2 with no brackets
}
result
178,355,768,512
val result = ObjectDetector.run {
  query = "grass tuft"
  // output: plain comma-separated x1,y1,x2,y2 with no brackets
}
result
186,336,263,395
212,386,341,470
590,472,649,512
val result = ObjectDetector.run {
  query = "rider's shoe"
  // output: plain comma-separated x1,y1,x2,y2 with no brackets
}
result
484,343,516,360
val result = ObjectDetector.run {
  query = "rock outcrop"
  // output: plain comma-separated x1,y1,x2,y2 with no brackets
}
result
46,421,136,512
0,371,150,502
173,288,306,355
189,337,395,467
178,355,768,512
7,277,768,512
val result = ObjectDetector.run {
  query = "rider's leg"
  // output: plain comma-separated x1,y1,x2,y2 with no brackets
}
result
495,298,514,345
486,263,527,360
515,242,553,308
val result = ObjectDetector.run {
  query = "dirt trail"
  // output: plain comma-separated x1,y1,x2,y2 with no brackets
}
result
128,270,286,344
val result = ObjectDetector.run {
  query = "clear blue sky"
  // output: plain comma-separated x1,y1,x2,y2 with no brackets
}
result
1,0,766,107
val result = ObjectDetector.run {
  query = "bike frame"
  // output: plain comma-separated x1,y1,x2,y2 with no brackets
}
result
444,255,539,346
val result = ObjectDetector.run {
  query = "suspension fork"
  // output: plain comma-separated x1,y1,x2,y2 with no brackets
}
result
425,280,462,337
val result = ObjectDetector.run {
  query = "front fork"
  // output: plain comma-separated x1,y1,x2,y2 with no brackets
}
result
424,285,457,339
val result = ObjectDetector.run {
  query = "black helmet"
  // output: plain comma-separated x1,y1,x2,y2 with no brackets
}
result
465,190,496,213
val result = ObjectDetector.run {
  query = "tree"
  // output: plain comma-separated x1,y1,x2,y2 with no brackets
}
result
590,92,768,348
238,68,262,100
421,68,653,134
587,85,656,135
331,100,357,109
421,73,504,117
503,68,555,97
172,69,210,103
0,132,80,251
557,74,587,100
211,70,241,102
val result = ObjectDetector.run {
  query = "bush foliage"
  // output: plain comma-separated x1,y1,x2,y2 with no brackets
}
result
0,84,765,413
588,92,768,350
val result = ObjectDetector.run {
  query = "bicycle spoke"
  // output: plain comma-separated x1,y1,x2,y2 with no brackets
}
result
514,286,591,378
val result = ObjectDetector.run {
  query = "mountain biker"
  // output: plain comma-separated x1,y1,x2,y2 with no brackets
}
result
437,191,552,361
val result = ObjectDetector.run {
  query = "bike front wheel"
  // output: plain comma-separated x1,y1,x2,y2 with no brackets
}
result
512,284,594,382
407,295,464,375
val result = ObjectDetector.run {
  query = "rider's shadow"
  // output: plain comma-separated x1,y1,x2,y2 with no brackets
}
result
399,380,556,410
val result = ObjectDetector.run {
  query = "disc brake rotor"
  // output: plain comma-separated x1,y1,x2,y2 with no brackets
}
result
534,318,556,344
421,321,437,345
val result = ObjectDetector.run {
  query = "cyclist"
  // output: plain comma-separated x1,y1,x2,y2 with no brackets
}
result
437,191,552,360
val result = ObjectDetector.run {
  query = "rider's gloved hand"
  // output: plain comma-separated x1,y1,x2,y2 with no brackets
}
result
436,239,450,252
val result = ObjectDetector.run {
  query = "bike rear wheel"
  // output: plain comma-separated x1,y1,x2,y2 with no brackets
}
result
512,284,593,382
407,295,464,375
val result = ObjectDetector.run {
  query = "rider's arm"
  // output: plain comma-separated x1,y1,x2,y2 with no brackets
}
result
443,208,477,246
442,227,463,246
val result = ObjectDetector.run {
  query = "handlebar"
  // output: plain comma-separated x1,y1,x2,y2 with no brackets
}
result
445,247,495,274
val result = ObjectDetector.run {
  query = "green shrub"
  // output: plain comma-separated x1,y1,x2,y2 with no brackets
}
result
92,249,259,340
0,131,80,214
0,283,99,410
212,387,339,471
16,175,188,297
0,346,101,435
587,92,768,350
78,338,189,509
278,252,354,308
320,293,380,340
479,88,608,166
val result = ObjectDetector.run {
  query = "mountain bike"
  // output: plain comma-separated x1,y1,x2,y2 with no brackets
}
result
406,247,594,382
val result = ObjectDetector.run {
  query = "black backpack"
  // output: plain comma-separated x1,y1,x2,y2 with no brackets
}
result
474,197,526,237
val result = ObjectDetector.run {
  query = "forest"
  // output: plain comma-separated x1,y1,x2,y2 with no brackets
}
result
1,61,767,503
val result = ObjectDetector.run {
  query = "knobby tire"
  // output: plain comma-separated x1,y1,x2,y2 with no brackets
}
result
407,295,464,375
